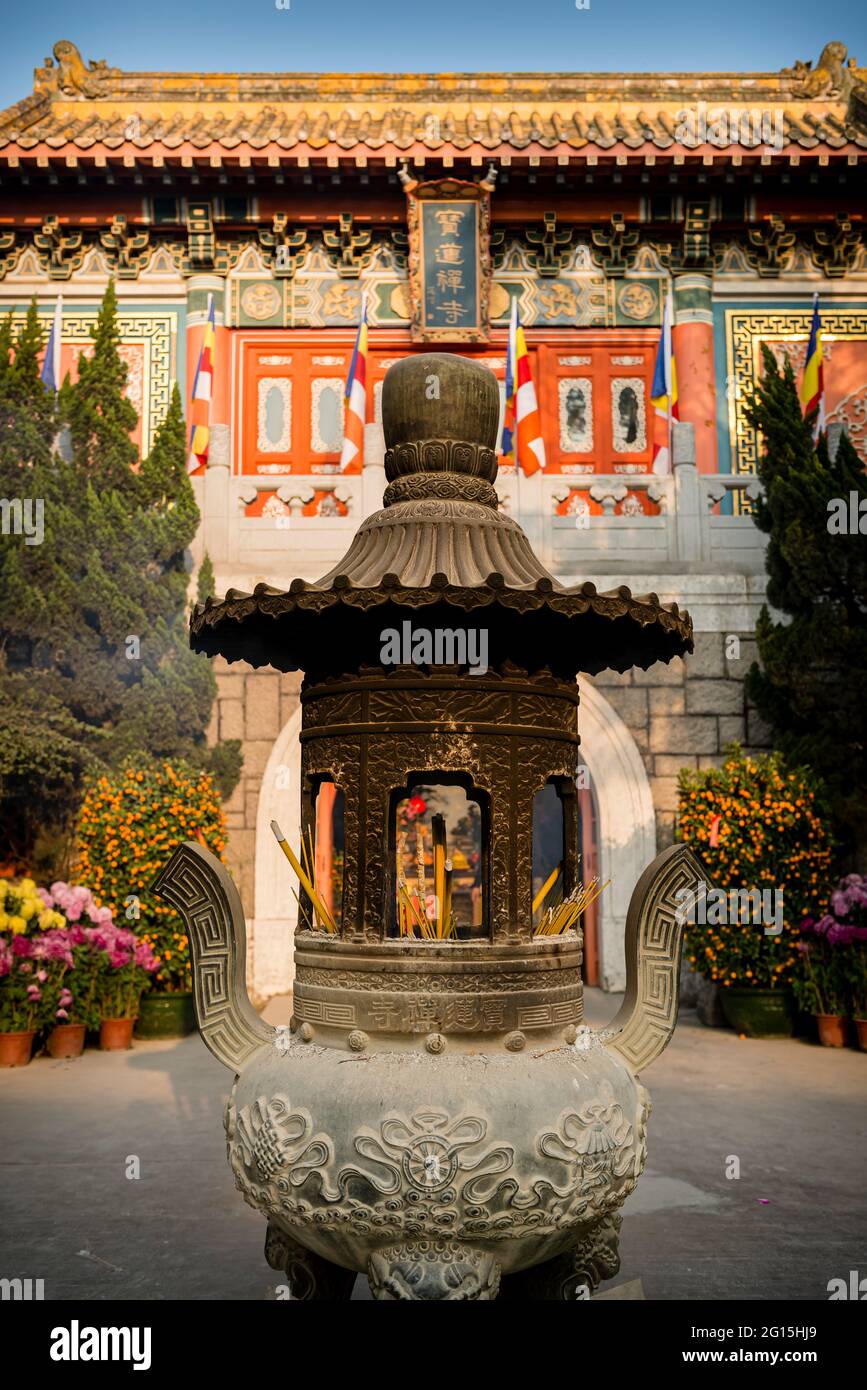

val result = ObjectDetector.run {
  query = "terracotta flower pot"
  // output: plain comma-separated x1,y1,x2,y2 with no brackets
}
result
47,1023,87,1059
854,1019,867,1052
0,1030,36,1067
99,1018,136,1051
815,1013,847,1048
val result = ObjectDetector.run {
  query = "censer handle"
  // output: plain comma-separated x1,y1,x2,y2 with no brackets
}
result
604,843,709,1074
154,841,275,1072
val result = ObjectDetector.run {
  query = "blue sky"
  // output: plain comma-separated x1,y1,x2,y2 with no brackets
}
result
1,0,866,107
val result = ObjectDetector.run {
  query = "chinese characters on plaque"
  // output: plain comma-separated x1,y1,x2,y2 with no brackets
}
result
404,176,493,343
421,203,478,331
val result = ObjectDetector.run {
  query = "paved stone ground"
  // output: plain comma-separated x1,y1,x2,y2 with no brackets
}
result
1,990,864,1301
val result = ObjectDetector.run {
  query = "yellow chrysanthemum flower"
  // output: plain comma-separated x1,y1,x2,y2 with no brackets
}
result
8,915,27,935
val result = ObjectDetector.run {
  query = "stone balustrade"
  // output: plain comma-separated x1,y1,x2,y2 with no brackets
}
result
193,420,767,586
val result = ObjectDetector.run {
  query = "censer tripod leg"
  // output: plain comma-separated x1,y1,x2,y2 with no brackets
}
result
265,1222,357,1301
497,1214,622,1301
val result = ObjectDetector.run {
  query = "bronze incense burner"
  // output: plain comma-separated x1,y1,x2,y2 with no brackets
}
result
157,353,705,1300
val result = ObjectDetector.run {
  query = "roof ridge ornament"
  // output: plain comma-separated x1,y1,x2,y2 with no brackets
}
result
782,40,861,100
34,40,118,99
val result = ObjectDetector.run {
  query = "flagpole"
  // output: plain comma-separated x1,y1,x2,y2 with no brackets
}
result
358,287,367,470
508,295,519,523
668,291,674,469
666,286,676,474
53,294,62,390
515,439,521,524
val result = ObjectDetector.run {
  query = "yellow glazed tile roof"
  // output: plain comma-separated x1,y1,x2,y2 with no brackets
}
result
1,39,865,157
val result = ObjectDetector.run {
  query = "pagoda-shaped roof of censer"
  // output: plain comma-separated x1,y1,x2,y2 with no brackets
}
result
191,354,693,680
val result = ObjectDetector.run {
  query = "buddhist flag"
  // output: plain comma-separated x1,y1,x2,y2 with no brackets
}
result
188,294,215,473
510,301,545,476
340,294,368,471
800,294,826,443
40,296,62,393
650,289,678,475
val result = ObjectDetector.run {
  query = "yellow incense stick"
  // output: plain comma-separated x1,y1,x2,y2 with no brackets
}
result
290,885,313,933
306,826,316,892
416,819,427,906
271,819,336,932
443,863,454,940
399,881,430,937
535,878,610,936
532,863,562,916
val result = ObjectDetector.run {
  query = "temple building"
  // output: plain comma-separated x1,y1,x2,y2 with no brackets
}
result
1,39,865,998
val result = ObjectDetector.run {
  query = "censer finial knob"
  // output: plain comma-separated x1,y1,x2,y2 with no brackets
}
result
381,353,500,489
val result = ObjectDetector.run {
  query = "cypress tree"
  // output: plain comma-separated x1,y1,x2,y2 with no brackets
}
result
0,312,17,464
0,301,57,484
196,552,216,604
65,279,138,493
0,302,92,869
746,344,867,858
0,287,239,868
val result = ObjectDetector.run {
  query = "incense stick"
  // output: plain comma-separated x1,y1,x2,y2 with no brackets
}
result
532,863,562,916
443,860,454,940
416,819,427,908
534,877,610,936
271,819,336,933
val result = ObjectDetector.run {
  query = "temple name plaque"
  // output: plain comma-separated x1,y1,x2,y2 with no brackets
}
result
406,177,492,343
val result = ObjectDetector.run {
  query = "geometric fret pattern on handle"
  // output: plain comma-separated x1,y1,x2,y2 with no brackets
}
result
604,843,709,1074
153,841,275,1073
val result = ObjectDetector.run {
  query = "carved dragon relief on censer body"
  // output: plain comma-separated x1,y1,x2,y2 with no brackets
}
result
156,352,708,1300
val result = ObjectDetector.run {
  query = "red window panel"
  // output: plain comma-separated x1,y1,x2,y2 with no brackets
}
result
538,344,656,474
240,339,352,476
235,331,659,476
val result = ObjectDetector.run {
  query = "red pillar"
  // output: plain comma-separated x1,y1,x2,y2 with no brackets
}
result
315,782,337,919
673,274,717,473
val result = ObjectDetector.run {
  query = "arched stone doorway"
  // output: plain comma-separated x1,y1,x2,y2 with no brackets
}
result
250,684,656,1000
578,681,657,991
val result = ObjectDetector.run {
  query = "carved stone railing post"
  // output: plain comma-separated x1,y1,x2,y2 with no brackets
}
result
362,421,387,520
672,420,702,562
517,466,546,562
277,484,316,518
589,481,628,516
202,424,231,567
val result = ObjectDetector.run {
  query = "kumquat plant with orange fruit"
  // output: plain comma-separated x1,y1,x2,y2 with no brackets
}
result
74,762,227,993
676,744,833,992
